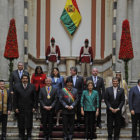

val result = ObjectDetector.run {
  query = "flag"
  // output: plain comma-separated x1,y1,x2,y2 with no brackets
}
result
60,0,82,36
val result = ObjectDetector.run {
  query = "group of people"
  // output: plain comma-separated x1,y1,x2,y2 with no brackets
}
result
0,61,140,140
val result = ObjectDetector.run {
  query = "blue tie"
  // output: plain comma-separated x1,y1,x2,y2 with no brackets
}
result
19,71,22,78
94,77,97,87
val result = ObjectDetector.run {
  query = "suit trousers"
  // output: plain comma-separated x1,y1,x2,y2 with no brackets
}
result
76,96,81,124
107,110,121,139
42,110,54,137
48,61,57,76
81,63,90,77
0,114,7,137
131,113,140,138
84,111,96,139
62,113,75,138
97,95,102,125
18,111,33,137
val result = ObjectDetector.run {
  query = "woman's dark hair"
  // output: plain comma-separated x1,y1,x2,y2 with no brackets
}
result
65,77,73,84
35,66,43,76
51,67,60,78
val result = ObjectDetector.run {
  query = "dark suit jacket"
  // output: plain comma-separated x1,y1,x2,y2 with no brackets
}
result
9,70,30,92
0,89,11,115
39,86,57,110
14,83,36,112
60,88,78,114
129,86,140,113
86,76,105,99
69,75,84,96
105,86,125,111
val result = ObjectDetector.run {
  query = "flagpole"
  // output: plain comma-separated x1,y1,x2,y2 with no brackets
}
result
70,37,72,57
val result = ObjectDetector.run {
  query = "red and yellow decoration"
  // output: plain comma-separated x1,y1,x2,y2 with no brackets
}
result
4,18,19,59
119,19,134,61
118,19,134,84
0,89,8,114
63,88,74,102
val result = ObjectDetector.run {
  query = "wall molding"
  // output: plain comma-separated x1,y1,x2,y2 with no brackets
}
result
28,53,112,65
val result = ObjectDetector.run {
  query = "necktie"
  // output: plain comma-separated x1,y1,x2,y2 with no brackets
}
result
19,71,22,78
24,84,27,89
94,77,97,87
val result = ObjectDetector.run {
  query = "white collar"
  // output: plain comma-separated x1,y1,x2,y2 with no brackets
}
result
92,76,97,79
137,85,140,89
72,75,77,78
18,70,23,73
113,87,117,90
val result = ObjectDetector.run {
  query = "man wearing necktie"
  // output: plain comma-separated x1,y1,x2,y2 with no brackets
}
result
0,80,11,140
9,62,30,94
39,77,57,140
105,77,125,140
14,74,36,140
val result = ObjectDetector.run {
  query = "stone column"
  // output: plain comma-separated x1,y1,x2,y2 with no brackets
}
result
0,0,9,80
14,0,24,66
116,0,128,74
66,57,76,76
129,0,140,81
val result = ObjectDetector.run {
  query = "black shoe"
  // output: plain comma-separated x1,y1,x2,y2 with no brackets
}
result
97,123,102,129
19,137,24,140
93,133,97,139
68,135,73,140
27,137,31,140
64,137,68,140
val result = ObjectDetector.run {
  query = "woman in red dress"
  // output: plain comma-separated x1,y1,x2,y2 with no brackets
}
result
31,66,47,119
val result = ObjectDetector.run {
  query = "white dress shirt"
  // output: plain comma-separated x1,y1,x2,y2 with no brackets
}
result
18,70,23,78
137,85,140,92
72,75,77,86
113,87,117,99
54,77,58,83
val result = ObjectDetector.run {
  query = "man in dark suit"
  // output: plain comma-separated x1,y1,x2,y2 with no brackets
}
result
9,61,30,94
86,68,105,128
69,67,84,127
14,74,36,140
105,77,125,140
60,77,78,140
39,77,57,140
129,79,140,140
9,62,30,111
0,80,11,140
